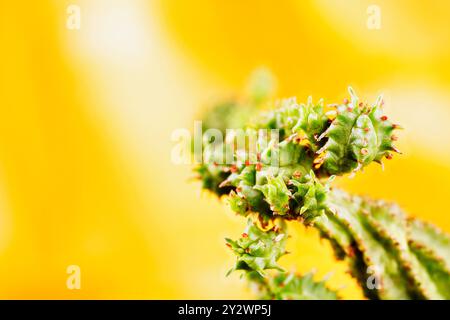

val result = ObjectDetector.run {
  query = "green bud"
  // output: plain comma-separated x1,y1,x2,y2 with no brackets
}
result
254,175,291,215
226,220,287,276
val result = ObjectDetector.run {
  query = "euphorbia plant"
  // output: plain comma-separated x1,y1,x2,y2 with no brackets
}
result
194,81,450,300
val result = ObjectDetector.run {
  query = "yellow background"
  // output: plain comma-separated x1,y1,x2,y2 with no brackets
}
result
0,0,449,299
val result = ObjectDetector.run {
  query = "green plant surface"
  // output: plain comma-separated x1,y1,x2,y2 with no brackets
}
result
195,86,450,300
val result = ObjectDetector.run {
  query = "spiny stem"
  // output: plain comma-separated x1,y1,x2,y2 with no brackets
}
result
195,82,450,300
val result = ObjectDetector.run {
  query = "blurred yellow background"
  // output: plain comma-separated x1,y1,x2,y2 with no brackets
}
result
0,0,449,299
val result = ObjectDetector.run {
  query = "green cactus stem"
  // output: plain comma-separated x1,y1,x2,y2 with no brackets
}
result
194,86,450,300
226,219,339,300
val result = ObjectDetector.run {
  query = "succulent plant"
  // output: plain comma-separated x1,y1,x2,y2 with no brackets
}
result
194,83,450,300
